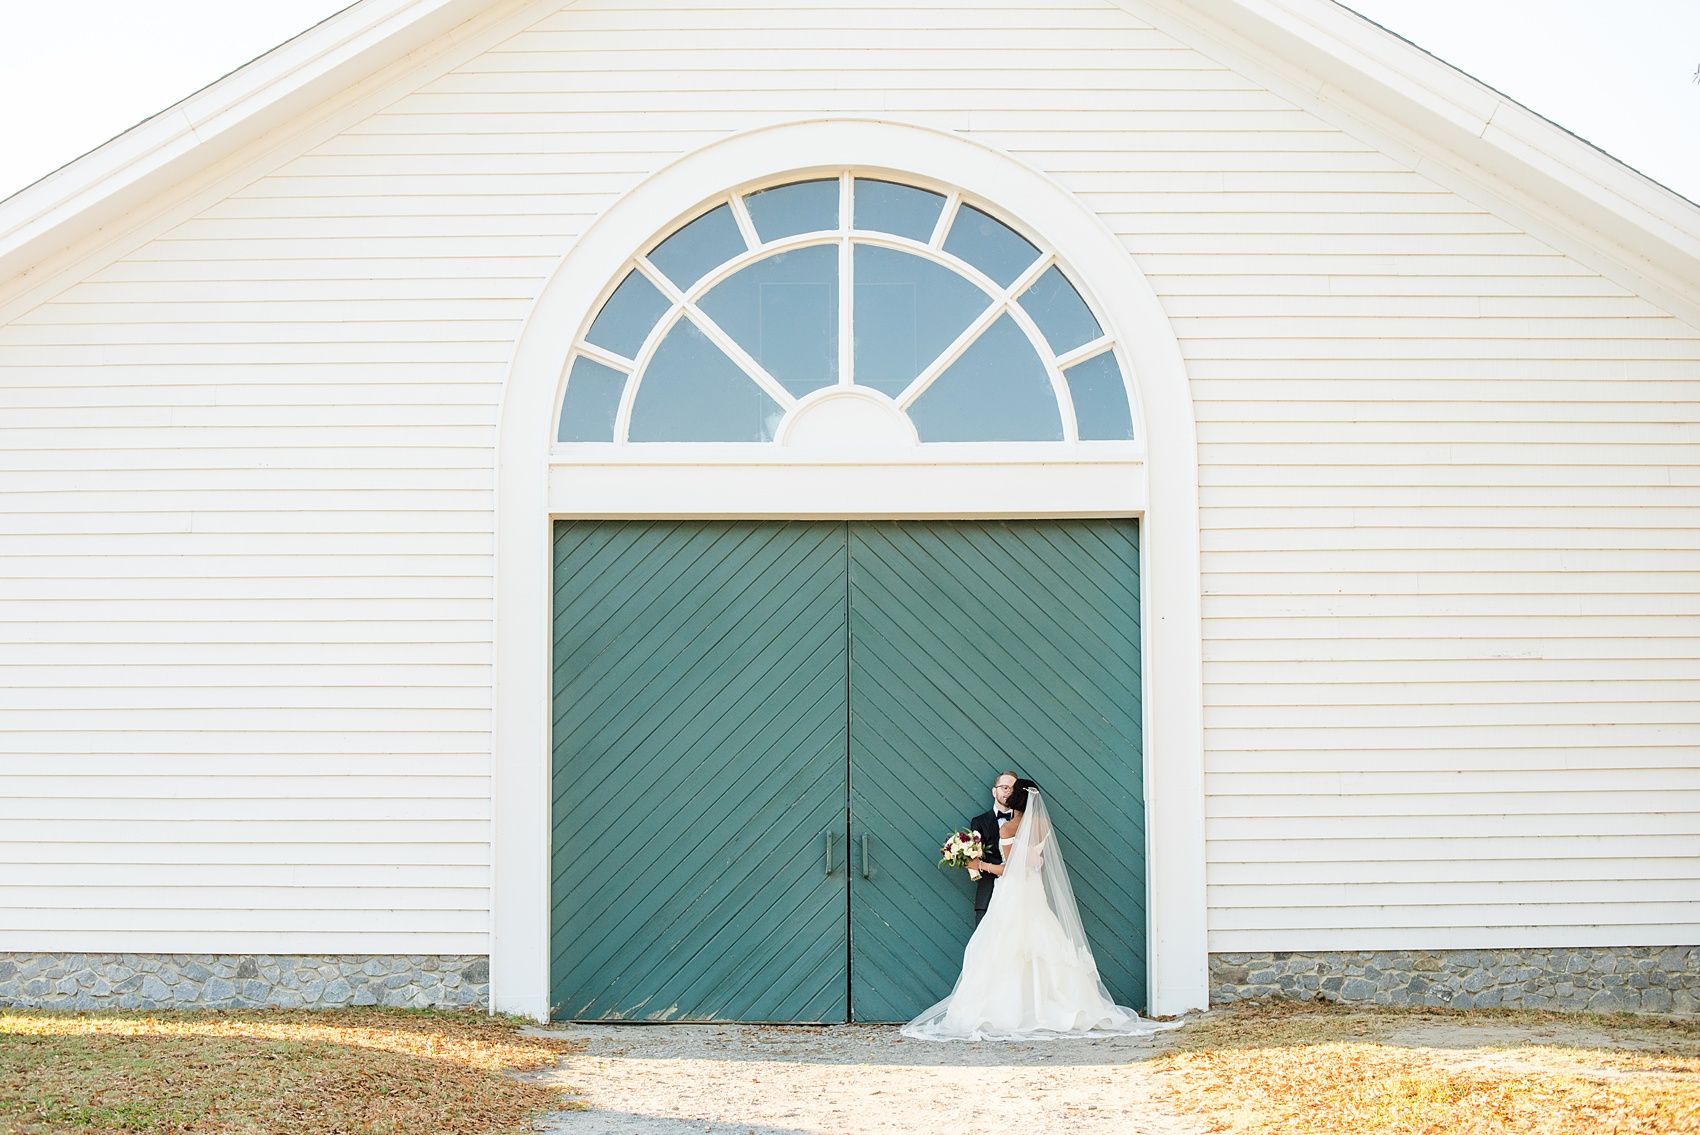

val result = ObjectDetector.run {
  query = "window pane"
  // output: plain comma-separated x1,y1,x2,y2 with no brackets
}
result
1063,351,1135,441
558,356,627,442
1019,266,1101,355
628,318,782,442
852,244,992,398
584,270,670,359
698,245,838,398
908,315,1062,442
744,179,839,243
853,179,945,242
648,204,747,291
942,204,1039,289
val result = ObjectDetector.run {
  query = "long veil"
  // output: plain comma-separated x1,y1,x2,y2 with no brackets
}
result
901,788,1171,1041
1006,789,1097,986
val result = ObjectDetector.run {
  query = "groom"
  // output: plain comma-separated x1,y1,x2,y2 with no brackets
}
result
965,771,1019,925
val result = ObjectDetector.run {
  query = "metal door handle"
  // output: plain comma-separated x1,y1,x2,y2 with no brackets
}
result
861,833,874,880
824,831,836,876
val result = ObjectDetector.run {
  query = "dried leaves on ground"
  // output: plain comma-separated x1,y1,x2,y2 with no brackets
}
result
0,1006,583,1135
1148,1003,1700,1135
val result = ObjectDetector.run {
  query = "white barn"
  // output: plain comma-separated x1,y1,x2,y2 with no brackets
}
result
2,0,1696,1021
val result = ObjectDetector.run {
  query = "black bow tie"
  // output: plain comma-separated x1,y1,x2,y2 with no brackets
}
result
995,810,1012,820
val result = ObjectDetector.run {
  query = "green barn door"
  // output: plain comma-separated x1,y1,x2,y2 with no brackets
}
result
551,520,851,1022
552,519,1143,1023
845,520,1145,1022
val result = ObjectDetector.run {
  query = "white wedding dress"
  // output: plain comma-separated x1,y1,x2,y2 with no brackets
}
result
901,790,1169,1041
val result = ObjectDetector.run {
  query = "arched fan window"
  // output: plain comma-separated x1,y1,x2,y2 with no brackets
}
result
557,174,1135,446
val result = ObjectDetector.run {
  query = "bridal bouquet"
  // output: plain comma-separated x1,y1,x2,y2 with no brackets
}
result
937,829,986,880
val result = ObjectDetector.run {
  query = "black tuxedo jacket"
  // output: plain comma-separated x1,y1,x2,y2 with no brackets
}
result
969,808,1009,914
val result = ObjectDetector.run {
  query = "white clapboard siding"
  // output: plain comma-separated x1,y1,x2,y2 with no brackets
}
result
1,0,1696,956
7,844,490,868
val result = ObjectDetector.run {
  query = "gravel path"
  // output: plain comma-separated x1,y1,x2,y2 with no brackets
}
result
526,1022,1203,1135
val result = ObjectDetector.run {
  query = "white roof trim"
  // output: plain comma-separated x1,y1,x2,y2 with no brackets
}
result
1,0,1697,315
1128,0,1700,321
0,0,497,285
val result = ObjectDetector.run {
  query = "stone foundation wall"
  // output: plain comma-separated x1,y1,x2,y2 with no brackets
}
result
1211,947,1700,1014
0,953,489,1011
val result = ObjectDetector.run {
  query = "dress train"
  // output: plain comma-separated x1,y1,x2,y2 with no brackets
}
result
901,790,1171,1041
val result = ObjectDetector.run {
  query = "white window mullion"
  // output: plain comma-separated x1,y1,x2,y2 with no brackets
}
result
633,257,686,304
1054,336,1114,371
574,341,637,372
608,259,687,444
612,306,687,443
895,298,1008,410
1000,253,1073,440
729,193,761,250
1004,299,1079,443
683,304,799,411
839,173,854,386
1003,253,1055,303
930,191,962,249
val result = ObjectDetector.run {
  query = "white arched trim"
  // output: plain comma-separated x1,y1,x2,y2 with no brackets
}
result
493,117,1207,1019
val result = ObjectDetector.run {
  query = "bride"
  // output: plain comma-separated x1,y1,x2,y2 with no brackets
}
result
902,780,1169,1041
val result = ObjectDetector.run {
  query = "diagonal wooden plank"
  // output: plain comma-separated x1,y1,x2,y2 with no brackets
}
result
1001,520,1143,644
565,704,847,1001
556,523,842,763
856,524,1133,729
850,526,1142,812
555,553,848,857
942,519,1142,659
556,522,827,710
849,542,1133,772
554,621,846,886
556,661,847,1013
554,532,847,836
552,520,850,1022
553,639,847,951
867,523,1141,735
555,593,845,955
848,520,1147,1016
855,525,1143,822
555,547,848,851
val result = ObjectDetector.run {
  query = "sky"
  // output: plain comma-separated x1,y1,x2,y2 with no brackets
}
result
0,0,1696,205
1343,0,1700,203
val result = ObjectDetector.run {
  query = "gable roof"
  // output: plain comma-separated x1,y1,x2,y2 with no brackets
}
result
0,0,505,294
3,0,1698,323
1131,0,1700,323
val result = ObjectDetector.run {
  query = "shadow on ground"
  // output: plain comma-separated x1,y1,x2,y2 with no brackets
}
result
538,1112,812,1135
525,1022,1183,1068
